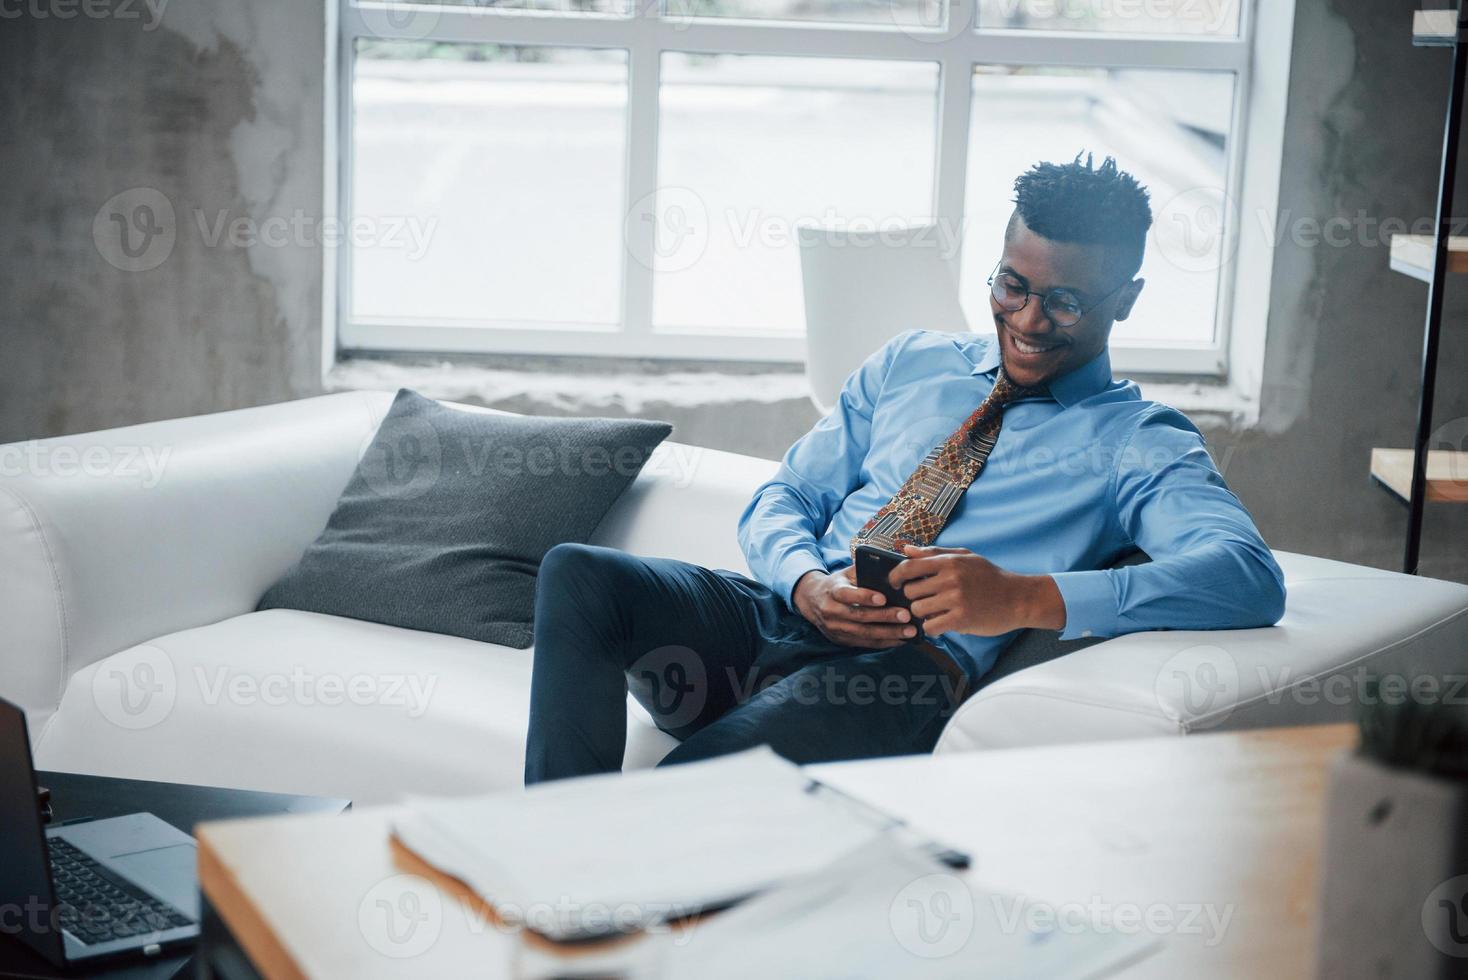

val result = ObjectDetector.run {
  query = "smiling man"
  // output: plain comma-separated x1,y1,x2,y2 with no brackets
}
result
524,154,1286,783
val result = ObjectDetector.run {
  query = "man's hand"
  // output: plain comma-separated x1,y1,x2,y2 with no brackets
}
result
792,567,919,649
888,545,1066,637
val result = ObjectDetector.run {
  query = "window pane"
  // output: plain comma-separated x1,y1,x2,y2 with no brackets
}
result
654,55,939,333
960,67,1235,348
351,42,628,326
670,0,941,29
977,0,1240,36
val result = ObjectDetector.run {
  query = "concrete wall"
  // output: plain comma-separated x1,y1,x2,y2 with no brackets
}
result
3,0,1466,580
0,1,325,440
1207,0,1468,582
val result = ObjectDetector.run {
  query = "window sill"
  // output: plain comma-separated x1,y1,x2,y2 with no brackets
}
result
327,355,1258,432
325,356,813,413
1132,377,1259,431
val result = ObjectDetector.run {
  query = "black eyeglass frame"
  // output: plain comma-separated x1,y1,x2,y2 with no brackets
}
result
986,261,1133,328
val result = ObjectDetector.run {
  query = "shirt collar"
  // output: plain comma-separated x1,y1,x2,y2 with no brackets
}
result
967,335,1114,409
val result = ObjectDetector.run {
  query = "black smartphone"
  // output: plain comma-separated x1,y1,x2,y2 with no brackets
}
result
853,544,911,610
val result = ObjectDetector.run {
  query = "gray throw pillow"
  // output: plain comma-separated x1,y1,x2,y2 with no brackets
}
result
258,389,672,648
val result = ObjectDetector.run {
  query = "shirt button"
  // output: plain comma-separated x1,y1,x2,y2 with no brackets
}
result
1081,630,1093,638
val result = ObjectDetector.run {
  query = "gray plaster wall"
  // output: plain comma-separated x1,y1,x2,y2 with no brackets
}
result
1209,0,1468,582
0,1,324,439
2,0,1466,580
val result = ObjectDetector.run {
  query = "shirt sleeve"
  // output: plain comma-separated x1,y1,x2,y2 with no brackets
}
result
737,331,912,606
1049,405,1287,640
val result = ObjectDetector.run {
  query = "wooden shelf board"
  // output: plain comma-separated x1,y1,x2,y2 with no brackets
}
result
1370,448,1468,504
1414,9,1461,46
1389,233,1468,282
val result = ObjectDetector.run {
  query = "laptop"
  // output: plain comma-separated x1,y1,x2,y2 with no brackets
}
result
0,697,199,967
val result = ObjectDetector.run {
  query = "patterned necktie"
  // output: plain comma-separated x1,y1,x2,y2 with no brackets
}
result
851,367,1045,558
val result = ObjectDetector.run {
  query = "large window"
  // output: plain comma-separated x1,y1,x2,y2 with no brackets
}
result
336,0,1282,373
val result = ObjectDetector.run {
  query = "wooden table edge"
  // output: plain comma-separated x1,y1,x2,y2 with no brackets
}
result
198,828,310,980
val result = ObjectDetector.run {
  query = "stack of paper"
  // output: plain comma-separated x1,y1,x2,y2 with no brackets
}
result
394,747,1159,979
392,748,895,941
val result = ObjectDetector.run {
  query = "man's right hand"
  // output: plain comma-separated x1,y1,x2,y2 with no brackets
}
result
792,568,918,649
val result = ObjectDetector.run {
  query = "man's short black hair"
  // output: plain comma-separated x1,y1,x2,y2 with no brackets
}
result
1011,153,1153,279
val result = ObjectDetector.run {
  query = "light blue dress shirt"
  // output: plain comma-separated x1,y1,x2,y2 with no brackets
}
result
737,330,1286,680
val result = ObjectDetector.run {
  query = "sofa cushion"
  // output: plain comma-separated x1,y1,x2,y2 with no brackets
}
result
936,552,1468,753
34,610,678,804
258,390,671,648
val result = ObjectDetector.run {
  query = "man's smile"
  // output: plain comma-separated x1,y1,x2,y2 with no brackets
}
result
1006,331,1065,355
997,321,1071,377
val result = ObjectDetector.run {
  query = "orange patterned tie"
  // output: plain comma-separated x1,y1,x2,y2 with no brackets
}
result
851,367,1044,558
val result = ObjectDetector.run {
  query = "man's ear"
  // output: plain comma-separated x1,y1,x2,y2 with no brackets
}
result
1113,279,1145,322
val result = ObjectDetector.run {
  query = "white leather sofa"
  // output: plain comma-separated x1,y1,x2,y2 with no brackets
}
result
3,392,1467,805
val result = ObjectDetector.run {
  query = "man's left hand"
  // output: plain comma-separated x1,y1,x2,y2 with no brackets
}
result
888,545,1066,637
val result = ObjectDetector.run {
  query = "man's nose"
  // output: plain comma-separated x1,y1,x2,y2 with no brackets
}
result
1011,297,1054,333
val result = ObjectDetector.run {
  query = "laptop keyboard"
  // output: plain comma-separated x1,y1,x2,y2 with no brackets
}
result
48,838,194,946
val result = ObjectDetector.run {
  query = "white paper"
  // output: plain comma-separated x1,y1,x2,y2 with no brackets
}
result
648,836,1160,980
392,747,890,941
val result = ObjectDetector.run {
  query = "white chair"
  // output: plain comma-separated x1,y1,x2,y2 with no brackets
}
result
797,224,971,412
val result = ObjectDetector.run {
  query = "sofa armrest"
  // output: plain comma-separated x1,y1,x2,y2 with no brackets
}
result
0,392,392,724
936,553,1468,753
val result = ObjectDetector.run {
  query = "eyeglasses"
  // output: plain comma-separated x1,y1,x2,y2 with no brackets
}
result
987,262,1130,329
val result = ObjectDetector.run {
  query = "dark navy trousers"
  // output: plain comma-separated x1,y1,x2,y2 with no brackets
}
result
524,543,965,785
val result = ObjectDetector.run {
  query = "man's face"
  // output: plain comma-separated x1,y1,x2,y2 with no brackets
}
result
990,213,1144,388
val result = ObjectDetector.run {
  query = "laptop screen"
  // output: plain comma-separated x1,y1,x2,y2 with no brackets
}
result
0,698,64,964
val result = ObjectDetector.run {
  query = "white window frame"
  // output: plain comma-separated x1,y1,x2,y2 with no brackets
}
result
332,0,1295,380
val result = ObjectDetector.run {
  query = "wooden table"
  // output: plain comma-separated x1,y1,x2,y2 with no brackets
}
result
196,724,1355,979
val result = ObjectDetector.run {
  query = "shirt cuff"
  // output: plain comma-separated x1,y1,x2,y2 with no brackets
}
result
1049,570,1119,641
771,551,829,611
